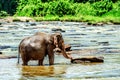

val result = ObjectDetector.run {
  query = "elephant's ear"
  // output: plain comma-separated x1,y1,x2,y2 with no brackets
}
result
49,34,54,45
53,32,64,48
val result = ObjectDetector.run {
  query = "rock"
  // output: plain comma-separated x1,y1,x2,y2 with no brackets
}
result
52,28,65,32
4,17,35,22
0,52,2,54
96,22,104,26
0,46,11,50
0,55,17,59
29,23,36,26
98,41,109,46
87,22,92,25
71,56,104,63
87,22,104,26
113,21,120,25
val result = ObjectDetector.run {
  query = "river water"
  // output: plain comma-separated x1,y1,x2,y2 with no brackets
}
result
0,21,120,80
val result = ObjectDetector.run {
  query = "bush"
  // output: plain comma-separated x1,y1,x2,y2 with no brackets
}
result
35,3,47,16
0,0,18,15
0,11,9,17
47,0,75,17
41,0,54,3
15,0,119,18
17,5,36,16
92,0,113,16
74,3,95,16
103,1,120,17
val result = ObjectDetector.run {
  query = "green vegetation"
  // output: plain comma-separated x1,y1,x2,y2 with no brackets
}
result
0,0,120,24
0,0,18,16
0,11,9,17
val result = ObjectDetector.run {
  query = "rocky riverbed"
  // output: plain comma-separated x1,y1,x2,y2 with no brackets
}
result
0,21,120,80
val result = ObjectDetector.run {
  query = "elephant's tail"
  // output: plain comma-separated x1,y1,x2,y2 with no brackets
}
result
17,44,20,64
17,39,24,64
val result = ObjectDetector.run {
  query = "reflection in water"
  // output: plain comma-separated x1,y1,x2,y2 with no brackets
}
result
21,66,65,77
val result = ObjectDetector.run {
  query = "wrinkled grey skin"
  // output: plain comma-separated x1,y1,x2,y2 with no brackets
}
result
18,32,72,66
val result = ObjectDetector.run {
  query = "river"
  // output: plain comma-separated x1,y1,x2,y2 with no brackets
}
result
0,21,120,80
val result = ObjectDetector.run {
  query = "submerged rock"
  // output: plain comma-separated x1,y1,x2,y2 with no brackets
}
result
52,28,65,32
71,56,104,63
98,41,109,46
0,46,11,50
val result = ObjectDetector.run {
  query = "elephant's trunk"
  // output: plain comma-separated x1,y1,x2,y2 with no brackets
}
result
60,44,72,59
61,50,72,59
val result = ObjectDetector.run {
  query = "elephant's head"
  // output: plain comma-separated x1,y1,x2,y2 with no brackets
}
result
50,32,72,59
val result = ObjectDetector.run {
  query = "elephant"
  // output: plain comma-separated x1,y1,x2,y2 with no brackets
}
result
17,32,72,65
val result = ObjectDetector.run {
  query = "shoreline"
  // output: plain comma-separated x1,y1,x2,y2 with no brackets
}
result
0,16,120,26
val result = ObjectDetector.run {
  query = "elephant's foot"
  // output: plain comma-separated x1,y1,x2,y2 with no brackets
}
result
22,63,28,66
22,61,28,66
49,59,54,65
38,60,43,66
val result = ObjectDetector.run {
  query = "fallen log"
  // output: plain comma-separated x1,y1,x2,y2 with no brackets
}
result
71,56,104,63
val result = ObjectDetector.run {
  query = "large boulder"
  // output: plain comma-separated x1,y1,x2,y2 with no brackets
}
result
71,56,104,63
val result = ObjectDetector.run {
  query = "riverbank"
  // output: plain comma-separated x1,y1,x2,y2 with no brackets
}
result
1,0,120,26
0,16,120,26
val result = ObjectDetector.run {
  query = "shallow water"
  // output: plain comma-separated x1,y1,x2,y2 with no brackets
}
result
0,21,120,80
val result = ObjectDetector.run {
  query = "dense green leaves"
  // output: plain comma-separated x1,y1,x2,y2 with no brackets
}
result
47,0,75,17
0,0,18,15
16,0,75,17
103,1,120,17
0,11,9,17
92,0,113,16
0,0,120,18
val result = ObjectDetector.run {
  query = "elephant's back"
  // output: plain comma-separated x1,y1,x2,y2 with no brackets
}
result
19,37,31,53
19,34,48,59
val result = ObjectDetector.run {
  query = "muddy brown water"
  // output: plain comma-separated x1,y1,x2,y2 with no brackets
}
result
0,21,120,80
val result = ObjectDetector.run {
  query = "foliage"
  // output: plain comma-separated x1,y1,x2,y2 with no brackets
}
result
47,0,75,17
92,0,113,16
0,11,9,17
74,3,95,16
1,0,120,23
70,0,119,3
16,0,46,16
0,0,18,15
103,1,120,17
41,0,54,3
16,0,75,17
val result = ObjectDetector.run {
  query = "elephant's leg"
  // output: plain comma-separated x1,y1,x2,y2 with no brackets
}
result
48,52,54,65
22,60,29,65
21,54,29,65
38,58,44,66
47,45,55,65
